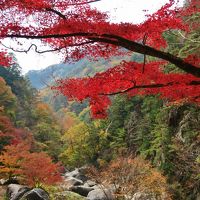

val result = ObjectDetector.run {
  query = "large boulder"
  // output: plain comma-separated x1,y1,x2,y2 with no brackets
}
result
70,185,94,197
87,188,114,200
21,188,50,200
7,184,30,200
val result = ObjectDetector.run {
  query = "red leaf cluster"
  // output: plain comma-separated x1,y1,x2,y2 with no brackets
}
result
0,52,12,67
52,61,200,118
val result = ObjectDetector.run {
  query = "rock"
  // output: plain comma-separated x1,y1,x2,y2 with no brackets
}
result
65,168,88,182
64,176,83,186
13,187,31,200
84,180,96,187
7,184,30,200
87,188,114,200
54,191,86,200
61,177,83,190
0,179,7,185
70,185,94,197
65,168,80,178
75,174,88,182
1,177,19,185
21,188,50,200
131,192,157,200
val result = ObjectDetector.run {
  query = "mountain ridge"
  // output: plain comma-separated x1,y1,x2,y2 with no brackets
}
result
25,54,143,90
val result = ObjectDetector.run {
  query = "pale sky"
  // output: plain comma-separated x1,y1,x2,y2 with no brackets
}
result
3,0,184,74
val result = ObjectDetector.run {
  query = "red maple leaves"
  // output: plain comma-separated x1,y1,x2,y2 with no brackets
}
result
0,52,12,67
52,61,200,118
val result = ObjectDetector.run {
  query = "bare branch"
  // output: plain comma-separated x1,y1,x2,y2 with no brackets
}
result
1,40,95,54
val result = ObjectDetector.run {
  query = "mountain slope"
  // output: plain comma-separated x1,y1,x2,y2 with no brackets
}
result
26,53,143,90
26,58,118,89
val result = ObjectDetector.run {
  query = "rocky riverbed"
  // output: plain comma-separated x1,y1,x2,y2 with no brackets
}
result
0,168,161,200
0,168,115,200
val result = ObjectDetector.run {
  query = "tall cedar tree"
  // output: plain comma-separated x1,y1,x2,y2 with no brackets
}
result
0,0,199,118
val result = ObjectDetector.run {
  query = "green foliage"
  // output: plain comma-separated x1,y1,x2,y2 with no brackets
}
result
60,121,93,168
3,194,8,200
30,102,63,161
53,191,86,200
0,77,16,118
1,56,63,164
0,59,37,128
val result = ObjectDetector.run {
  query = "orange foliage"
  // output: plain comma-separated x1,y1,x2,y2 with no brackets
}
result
0,143,30,179
0,142,62,186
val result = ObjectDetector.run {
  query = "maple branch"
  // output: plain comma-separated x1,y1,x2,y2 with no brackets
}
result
2,32,200,77
45,8,66,19
90,34,200,77
100,80,200,96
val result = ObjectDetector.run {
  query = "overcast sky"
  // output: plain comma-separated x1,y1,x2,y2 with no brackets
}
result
4,0,183,74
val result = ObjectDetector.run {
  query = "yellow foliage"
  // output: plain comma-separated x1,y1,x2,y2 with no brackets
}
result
60,122,92,168
0,77,16,115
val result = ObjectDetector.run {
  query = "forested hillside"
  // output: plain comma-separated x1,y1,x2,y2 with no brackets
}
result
1,60,200,199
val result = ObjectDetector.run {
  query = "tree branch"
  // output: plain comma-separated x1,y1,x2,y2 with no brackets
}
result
100,80,200,96
2,32,200,77
45,8,66,19
91,34,200,77
1,41,95,54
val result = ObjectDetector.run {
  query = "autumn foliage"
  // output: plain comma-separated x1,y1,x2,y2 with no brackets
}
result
19,152,62,186
0,115,33,149
0,142,62,186
0,0,199,118
86,157,171,199
0,52,12,67
0,143,30,179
